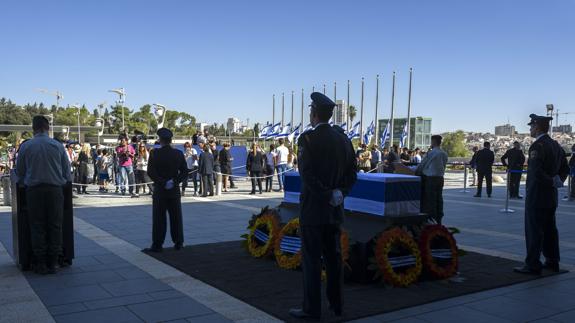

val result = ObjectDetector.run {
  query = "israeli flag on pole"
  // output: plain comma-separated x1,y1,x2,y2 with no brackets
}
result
295,123,313,143
275,123,292,139
380,122,390,149
347,121,361,139
400,123,408,148
287,124,301,143
259,123,271,139
339,122,347,134
363,121,375,145
265,122,282,139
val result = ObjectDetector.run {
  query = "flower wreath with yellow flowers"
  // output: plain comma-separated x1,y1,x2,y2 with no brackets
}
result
373,227,422,287
274,217,302,269
246,208,281,258
419,224,458,279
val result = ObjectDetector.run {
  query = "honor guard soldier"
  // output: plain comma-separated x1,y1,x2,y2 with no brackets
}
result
514,114,569,274
144,128,188,252
501,141,526,199
289,92,357,320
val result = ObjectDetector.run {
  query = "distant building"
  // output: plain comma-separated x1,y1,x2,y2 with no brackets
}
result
227,117,242,134
332,99,348,125
377,117,432,149
494,124,515,137
195,122,209,133
552,124,572,134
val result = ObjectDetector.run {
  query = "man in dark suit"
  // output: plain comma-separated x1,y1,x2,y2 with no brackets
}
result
501,141,526,199
474,141,495,197
514,114,569,274
289,92,357,320
144,128,188,252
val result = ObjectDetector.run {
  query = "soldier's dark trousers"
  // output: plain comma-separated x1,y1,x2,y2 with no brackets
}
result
201,175,213,196
571,175,575,198
300,224,343,316
525,207,559,270
476,172,492,196
152,197,184,248
26,185,64,264
509,172,522,197
420,175,445,224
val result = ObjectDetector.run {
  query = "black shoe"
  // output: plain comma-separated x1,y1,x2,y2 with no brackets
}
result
142,246,163,253
516,195,523,199
47,261,58,274
288,308,320,320
259,191,263,194
473,194,481,197
174,243,184,250
131,193,140,198
249,191,256,195
513,265,541,275
34,263,49,275
83,191,90,195
488,194,492,198
543,262,560,272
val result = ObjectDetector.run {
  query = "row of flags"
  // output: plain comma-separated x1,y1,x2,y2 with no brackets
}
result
258,120,409,147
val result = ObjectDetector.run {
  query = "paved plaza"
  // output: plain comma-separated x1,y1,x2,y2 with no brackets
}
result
1,174,575,322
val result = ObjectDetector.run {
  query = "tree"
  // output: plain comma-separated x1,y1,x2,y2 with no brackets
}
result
348,105,357,124
442,130,469,157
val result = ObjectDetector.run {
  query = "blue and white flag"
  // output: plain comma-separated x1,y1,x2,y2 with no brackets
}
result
380,122,390,149
339,122,347,131
295,123,313,143
363,121,375,145
400,123,408,148
287,124,301,143
265,122,282,139
347,121,361,139
259,123,271,139
275,123,292,139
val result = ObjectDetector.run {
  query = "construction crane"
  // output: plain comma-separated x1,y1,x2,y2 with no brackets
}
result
36,88,63,108
554,109,574,127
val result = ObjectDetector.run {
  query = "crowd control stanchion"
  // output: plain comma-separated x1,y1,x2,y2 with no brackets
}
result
459,164,470,193
215,172,222,196
563,174,572,202
500,170,515,214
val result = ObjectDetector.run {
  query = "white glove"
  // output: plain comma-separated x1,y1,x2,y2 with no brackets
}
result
553,175,564,188
164,179,174,190
329,189,344,207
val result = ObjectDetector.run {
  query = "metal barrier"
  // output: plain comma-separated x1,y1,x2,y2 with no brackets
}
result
459,164,470,193
499,169,526,214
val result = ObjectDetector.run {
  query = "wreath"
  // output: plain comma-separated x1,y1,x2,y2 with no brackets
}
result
275,218,302,269
419,224,458,279
246,208,281,258
373,227,422,287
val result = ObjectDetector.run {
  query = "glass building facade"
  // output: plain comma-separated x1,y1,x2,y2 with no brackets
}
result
377,117,432,149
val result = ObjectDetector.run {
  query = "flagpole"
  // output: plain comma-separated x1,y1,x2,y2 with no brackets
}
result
406,67,413,149
301,88,304,128
333,81,337,124
272,94,275,126
374,74,380,147
360,77,365,144
390,71,396,147
323,84,326,95
281,92,285,127
291,90,295,132
346,80,350,133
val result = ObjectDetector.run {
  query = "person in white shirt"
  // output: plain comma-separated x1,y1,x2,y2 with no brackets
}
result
265,144,276,192
411,148,422,164
274,138,290,191
415,135,448,224
182,142,199,196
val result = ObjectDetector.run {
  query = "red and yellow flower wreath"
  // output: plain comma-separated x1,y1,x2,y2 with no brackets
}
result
247,213,280,258
275,218,302,269
374,227,422,287
419,225,458,279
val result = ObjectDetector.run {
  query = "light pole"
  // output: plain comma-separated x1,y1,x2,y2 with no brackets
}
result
37,89,62,134
153,104,167,130
95,118,104,145
72,104,81,142
61,126,69,141
109,88,126,132
43,113,54,138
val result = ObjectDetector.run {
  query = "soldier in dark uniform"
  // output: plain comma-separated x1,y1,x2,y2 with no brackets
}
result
144,128,188,252
473,141,495,198
514,114,569,274
289,93,357,320
501,141,526,199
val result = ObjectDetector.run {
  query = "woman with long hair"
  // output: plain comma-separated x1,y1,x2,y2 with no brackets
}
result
76,143,91,194
246,142,264,194
135,143,153,195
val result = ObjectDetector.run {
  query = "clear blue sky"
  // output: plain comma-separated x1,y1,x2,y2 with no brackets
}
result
1,0,574,133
